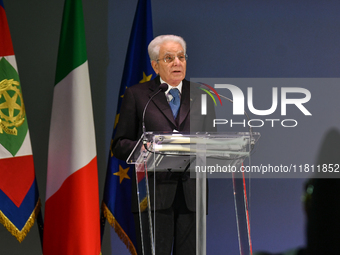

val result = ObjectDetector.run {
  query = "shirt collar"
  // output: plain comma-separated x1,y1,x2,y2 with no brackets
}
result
160,77,183,95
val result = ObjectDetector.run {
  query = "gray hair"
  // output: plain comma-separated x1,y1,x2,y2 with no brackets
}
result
148,35,186,61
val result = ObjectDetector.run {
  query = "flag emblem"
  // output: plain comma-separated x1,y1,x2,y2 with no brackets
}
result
0,58,27,155
0,77,25,135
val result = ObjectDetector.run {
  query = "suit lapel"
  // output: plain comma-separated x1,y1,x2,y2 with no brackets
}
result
178,79,190,126
148,77,177,126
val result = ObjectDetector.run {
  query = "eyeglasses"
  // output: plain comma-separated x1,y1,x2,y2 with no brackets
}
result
156,53,188,63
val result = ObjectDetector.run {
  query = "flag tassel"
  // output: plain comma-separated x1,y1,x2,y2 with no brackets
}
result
0,199,41,243
102,202,137,255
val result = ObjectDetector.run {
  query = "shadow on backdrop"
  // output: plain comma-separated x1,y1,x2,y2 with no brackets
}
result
255,128,340,255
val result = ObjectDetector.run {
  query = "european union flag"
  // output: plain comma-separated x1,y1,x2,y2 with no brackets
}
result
102,0,154,254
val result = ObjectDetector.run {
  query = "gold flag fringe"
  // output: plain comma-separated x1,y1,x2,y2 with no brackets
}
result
0,199,41,243
102,202,137,255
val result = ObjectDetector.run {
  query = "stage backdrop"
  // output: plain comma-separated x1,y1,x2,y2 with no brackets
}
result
2,0,340,254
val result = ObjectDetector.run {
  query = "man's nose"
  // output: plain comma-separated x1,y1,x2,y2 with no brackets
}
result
173,56,181,65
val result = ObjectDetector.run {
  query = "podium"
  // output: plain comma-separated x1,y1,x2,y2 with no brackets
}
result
127,131,260,255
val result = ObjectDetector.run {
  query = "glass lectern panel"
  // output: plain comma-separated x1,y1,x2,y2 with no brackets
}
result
127,132,260,255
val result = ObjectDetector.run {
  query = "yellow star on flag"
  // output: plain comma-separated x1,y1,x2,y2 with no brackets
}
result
114,165,131,184
139,72,152,83
120,87,128,99
113,113,120,129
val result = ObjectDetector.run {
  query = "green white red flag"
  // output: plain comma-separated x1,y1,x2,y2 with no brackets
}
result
43,0,101,254
0,0,41,243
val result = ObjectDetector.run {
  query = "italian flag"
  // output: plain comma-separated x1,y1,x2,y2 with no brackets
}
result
43,0,101,254
0,0,40,242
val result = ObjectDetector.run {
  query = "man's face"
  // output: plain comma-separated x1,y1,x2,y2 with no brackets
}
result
151,41,187,87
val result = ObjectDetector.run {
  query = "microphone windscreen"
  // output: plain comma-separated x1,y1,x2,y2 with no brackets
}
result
159,83,168,92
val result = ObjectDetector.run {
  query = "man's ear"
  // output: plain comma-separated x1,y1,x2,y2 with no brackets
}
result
151,60,159,74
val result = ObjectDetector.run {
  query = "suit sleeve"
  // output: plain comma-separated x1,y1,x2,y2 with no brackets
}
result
111,87,141,161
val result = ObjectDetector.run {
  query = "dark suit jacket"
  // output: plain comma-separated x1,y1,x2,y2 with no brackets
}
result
112,76,216,212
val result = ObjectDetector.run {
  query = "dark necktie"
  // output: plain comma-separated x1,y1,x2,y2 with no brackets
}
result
169,88,180,119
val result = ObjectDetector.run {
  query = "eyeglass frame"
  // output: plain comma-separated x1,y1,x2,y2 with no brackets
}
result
156,53,188,63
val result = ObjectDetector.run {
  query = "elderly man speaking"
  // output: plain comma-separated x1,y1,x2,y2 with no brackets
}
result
112,34,215,255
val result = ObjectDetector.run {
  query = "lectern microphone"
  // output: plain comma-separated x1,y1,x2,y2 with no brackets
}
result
142,83,168,146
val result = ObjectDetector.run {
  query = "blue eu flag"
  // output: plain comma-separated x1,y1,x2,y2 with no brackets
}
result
102,0,154,254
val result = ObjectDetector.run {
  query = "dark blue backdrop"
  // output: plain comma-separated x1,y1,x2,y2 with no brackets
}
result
106,1,340,254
